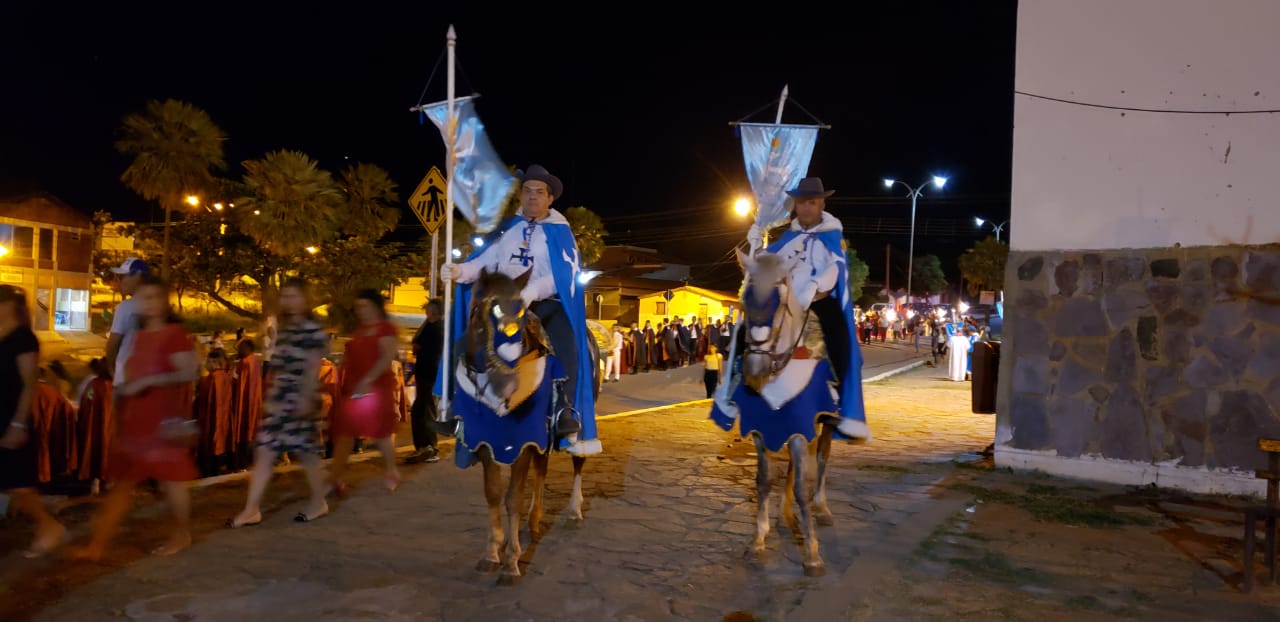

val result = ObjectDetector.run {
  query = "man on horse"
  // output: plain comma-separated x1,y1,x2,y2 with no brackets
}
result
440,164,601,457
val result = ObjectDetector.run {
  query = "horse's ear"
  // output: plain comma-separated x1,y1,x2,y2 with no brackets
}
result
475,269,496,294
736,247,753,272
514,267,533,292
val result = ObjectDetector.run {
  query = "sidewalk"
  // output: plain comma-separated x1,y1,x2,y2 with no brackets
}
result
5,366,1274,620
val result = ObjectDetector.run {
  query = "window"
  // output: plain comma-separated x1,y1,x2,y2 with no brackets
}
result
12,226,34,258
656,301,667,315
70,232,80,241
38,229,53,261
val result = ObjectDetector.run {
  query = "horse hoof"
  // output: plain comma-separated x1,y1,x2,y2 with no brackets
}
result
497,572,523,586
803,562,826,577
815,513,835,527
476,559,501,573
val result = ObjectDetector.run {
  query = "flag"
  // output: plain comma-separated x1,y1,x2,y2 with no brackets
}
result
421,96,515,234
739,123,819,232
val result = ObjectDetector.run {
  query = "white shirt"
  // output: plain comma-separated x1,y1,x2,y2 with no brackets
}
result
110,297,140,385
454,208,569,305
772,212,843,308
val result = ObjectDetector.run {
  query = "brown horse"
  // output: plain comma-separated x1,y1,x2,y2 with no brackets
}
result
459,270,596,584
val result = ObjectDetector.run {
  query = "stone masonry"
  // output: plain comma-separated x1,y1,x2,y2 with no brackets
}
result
997,245,1280,472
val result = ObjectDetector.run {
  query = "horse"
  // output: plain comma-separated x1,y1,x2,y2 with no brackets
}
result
713,249,838,577
452,269,599,585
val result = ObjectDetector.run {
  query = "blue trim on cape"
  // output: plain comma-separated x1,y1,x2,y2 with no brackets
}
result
764,229,867,431
434,214,598,444
712,359,839,452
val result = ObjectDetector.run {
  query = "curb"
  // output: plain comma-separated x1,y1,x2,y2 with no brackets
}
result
861,359,926,383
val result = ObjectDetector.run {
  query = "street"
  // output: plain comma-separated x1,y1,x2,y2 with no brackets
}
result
2,359,989,621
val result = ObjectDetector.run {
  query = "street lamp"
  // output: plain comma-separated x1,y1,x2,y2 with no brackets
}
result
473,236,485,247
213,202,224,211
732,197,752,217
305,246,319,255
883,175,948,306
974,217,1008,242
185,195,200,207
0,244,8,258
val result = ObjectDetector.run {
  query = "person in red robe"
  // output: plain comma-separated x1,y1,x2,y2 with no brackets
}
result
68,275,200,560
32,370,77,484
195,350,234,476
76,358,114,490
231,339,263,470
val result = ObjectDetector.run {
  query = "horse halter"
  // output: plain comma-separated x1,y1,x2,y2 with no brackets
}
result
467,294,528,375
742,279,807,376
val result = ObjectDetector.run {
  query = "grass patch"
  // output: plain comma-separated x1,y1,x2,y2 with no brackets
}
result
1066,595,1106,611
948,551,1043,586
951,483,1156,529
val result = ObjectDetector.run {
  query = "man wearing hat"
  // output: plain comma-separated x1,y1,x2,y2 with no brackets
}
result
105,258,150,390
440,165,601,456
762,177,869,441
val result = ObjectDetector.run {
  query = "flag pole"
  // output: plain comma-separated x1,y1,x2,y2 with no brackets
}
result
759,84,788,249
439,24,457,422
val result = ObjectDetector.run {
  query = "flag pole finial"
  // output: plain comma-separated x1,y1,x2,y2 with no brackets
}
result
775,85,789,125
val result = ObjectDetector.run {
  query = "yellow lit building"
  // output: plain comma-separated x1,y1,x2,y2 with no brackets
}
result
0,194,95,331
636,285,738,329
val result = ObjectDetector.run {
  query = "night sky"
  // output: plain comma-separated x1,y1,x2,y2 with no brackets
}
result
1,2,1016,291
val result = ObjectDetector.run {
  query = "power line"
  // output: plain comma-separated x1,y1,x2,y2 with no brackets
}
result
1016,90,1280,115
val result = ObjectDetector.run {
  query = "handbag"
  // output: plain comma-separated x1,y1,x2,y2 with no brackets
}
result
343,392,386,432
159,418,200,448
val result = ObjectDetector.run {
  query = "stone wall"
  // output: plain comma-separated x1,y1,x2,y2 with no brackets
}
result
996,245,1280,479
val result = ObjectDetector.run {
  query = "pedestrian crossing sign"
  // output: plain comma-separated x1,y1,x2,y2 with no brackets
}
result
409,166,447,234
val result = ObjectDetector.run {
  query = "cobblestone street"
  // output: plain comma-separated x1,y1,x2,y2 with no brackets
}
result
0,364,996,621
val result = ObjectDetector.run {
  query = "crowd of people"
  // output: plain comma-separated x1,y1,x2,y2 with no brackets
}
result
0,257,443,560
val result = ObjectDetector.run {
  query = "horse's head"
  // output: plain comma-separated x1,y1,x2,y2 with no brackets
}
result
468,268,537,401
736,248,801,392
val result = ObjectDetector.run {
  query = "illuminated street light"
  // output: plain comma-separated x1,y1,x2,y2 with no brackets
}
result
732,197,752,217
185,195,200,207
578,270,602,285
473,236,485,247
451,248,462,258
305,246,319,255
0,244,8,258
228,202,235,208
253,210,261,215
213,202,224,211
883,174,951,307
974,216,1008,242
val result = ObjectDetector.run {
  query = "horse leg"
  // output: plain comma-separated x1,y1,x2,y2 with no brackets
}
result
477,447,503,573
568,455,586,523
782,457,802,541
789,435,825,577
812,423,835,527
748,435,771,558
499,448,534,585
528,450,550,538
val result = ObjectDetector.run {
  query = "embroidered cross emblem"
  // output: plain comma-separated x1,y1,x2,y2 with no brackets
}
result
510,247,534,267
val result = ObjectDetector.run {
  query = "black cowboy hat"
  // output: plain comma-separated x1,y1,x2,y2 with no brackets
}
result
518,164,563,199
785,177,835,199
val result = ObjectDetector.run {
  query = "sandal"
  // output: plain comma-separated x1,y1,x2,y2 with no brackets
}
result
225,511,262,529
384,474,401,493
22,523,68,559
294,503,330,523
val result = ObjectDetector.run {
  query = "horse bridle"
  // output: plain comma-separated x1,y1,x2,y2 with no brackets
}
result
743,278,809,377
464,294,530,396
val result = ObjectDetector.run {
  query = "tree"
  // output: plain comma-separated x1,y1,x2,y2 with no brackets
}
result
299,238,416,331
910,254,948,298
116,99,226,280
845,243,870,303
958,236,1009,296
338,163,400,239
235,150,345,312
564,206,608,265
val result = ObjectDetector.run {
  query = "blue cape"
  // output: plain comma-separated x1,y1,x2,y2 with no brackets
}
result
434,214,598,443
765,229,867,427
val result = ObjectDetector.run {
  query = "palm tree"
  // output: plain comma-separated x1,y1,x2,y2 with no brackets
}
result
564,206,608,265
338,163,401,239
116,99,227,280
236,150,344,312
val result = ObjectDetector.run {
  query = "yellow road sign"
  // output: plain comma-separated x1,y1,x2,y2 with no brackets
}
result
408,166,447,234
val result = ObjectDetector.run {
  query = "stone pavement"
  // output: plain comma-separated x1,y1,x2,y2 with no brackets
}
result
2,365,993,621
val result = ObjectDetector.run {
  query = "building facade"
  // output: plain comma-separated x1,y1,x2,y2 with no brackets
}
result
996,0,1280,495
0,194,94,331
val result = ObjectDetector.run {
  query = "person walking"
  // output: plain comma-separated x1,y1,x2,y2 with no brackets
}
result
228,279,331,527
328,289,401,496
702,343,723,399
606,327,623,382
0,285,67,558
407,300,443,464
69,276,199,560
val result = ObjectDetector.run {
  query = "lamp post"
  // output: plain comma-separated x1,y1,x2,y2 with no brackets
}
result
974,217,1008,242
883,175,947,307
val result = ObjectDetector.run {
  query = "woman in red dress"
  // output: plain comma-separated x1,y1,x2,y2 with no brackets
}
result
69,276,200,560
328,289,400,495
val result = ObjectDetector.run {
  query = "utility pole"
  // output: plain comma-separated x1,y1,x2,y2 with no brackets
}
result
884,243,891,302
